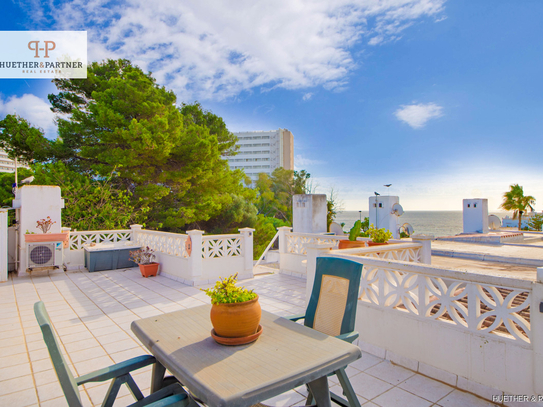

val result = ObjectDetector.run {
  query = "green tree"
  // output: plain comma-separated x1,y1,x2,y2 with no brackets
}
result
253,214,290,259
0,115,50,162
1,59,253,232
326,188,343,232
255,168,311,223
500,184,536,230
528,213,543,231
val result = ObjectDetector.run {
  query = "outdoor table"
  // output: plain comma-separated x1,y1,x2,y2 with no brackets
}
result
131,304,362,407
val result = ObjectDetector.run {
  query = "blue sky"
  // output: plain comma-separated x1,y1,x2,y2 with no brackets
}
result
1,0,542,211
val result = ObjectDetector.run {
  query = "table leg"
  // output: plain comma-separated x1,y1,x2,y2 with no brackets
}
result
307,376,331,407
151,360,166,393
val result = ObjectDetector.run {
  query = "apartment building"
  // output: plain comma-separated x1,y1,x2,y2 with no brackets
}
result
227,128,294,183
0,149,30,173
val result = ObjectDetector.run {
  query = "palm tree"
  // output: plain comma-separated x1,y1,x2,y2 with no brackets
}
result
500,184,536,230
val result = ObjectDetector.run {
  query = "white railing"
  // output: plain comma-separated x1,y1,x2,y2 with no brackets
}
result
346,256,531,344
69,230,132,250
133,229,189,258
339,242,423,263
202,234,242,259
285,232,342,255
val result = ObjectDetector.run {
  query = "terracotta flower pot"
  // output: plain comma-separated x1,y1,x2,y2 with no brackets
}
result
367,241,389,247
139,263,159,278
210,295,261,338
338,240,367,249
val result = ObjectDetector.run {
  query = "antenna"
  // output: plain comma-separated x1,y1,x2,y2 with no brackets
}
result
488,215,501,230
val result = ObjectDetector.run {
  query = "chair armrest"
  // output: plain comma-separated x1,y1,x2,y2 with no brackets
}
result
336,331,359,344
76,355,156,385
128,384,189,407
286,314,306,322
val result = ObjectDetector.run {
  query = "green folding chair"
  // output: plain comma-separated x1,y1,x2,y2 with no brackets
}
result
34,301,189,407
289,257,363,407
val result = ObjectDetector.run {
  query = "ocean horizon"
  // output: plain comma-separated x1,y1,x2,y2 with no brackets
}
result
335,210,511,238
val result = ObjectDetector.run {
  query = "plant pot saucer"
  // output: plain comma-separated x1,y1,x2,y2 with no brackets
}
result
211,325,263,346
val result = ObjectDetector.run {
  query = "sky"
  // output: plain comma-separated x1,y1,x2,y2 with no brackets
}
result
1,0,542,212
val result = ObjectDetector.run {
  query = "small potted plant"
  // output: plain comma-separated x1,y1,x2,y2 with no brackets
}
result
203,273,261,345
338,220,367,249
129,246,159,278
366,224,393,246
25,216,70,246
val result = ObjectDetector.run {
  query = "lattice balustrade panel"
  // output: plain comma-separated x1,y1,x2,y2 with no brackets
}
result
358,266,531,343
286,234,340,255
134,232,188,258
202,237,242,259
357,247,422,262
69,231,132,250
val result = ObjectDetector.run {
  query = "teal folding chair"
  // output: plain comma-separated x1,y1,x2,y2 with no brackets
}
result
34,301,189,407
289,257,363,407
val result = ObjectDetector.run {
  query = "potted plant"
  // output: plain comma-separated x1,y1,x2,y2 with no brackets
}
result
129,246,159,277
338,220,367,249
366,224,393,246
203,273,261,344
24,217,70,247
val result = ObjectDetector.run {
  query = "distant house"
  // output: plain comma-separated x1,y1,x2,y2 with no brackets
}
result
502,211,541,229
226,128,294,184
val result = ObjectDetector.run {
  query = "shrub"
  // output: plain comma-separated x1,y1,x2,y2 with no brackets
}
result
202,273,257,304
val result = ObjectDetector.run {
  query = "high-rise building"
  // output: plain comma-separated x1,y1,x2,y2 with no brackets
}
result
227,128,294,183
0,149,30,173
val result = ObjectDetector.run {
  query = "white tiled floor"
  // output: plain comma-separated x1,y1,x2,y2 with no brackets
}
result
0,268,499,407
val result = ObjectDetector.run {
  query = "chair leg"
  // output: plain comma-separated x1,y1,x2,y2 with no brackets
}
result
333,368,361,407
125,373,145,401
305,387,314,406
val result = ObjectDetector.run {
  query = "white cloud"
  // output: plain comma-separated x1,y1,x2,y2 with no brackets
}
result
395,102,443,129
295,154,325,169
302,93,313,101
23,0,446,101
0,94,57,137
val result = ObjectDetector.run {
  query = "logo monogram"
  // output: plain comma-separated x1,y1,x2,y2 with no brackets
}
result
28,41,56,58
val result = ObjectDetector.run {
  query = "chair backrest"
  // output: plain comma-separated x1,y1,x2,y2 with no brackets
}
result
34,301,82,407
304,257,363,337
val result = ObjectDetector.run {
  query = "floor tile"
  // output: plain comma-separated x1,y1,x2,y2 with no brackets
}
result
399,374,454,403
373,387,432,407
348,372,394,400
365,361,415,385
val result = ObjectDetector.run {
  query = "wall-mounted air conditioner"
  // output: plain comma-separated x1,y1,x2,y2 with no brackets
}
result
27,242,64,270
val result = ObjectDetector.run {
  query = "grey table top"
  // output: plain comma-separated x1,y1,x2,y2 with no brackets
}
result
131,304,361,407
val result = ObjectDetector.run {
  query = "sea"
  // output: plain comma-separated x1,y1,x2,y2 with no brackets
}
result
335,211,510,238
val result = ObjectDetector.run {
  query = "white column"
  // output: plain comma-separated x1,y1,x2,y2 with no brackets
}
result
187,230,204,279
277,226,292,272
130,224,142,243
304,243,335,307
533,268,543,394
0,209,8,282
238,228,255,277
411,234,434,264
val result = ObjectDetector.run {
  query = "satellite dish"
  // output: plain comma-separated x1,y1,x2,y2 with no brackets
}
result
391,203,404,216
329,222,345,235
488,214,501,230
400,223,414,237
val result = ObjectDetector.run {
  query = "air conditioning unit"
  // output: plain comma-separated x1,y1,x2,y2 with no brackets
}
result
27,242,64,270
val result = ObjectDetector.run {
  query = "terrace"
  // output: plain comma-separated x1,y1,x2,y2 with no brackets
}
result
1,187,539,407
1,268,499,407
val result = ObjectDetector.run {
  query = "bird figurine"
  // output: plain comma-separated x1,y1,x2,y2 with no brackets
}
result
384,184,392,188
21,176,35,184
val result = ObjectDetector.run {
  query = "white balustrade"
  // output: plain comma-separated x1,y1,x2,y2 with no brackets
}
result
355,259,531,343
202,235,243,259
285,232,343,255
69,230,132,250
133,229,189,258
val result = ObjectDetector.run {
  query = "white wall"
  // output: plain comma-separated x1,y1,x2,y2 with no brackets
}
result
463,198,489,234
292,194,327,233
368,195,402,239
